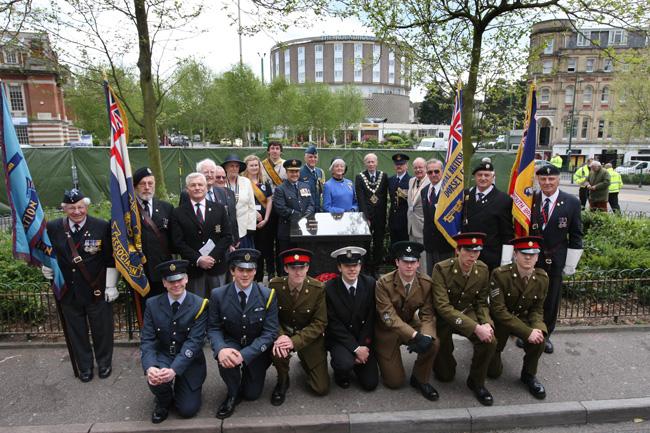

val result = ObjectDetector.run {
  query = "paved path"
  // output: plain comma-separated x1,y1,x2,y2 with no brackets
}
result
1,326,649,431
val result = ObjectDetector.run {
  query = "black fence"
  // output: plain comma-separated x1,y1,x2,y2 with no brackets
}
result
1,268,649,340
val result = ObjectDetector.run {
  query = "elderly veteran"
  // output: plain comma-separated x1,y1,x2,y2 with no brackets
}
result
375,241,439,401
268,248,329,405
388,153,411,244
140,259,209,423
207,249,279,419
432,232,497,406
43,189,118,382
488,237,548,399
323,157,358,213
300,145,325,212
325,246,379,391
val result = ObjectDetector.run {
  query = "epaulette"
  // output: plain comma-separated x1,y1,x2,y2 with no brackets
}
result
266,288,275,310
194,298,209,319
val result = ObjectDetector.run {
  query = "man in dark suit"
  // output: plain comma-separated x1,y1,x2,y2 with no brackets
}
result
179,158,221,206
355,153,388,276
462,162,514,271
421,158,454,275
133,167,173,301
42,189,118,382
529,165,583,354
208,249,279,419
325,246,379,391
300,145,325,212
171,172,233,299
272,159,315,256
213,165,239,251
388,153,411,245
140,259,208,423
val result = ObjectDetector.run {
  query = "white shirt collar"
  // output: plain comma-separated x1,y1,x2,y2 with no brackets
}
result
167,290,187,306
475,185,493,198
542,188,560,204
68,218,87,230
191,198,207,208
342,279,358,291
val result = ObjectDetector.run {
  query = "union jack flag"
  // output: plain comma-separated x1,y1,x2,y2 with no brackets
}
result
434,85,464,248
105,82,149,296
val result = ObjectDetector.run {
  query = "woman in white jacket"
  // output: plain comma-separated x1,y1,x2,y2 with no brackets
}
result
222,154,256,248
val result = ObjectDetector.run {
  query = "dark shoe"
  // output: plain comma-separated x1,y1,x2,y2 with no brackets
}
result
334,372,351,389
409,376,439,401
521,373,546,399
79,370,93,383
544,338,554,354
98,366,112,379
467,377,493,406
151,406,169,424
216,395,240,419
515,337,525,349
270,379,290,406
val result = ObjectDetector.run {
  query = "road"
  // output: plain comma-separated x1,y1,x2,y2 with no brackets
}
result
560,180,650,215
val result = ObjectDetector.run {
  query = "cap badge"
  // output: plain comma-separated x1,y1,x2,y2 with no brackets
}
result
169,264,176,271
346,250,352,258
471,238,477,244
292,160,298,166
406,246,412,253
244,253,251,261
294,254,300,260
528,241,534,246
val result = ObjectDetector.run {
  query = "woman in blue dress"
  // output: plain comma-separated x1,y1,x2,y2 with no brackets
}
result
323,158,358,213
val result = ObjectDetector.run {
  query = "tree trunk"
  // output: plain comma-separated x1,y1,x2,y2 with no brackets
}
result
461,26,484,181
134,0,166,196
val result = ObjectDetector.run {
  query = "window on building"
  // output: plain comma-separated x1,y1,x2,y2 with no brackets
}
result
400,56,406,85
540,87,551,104
315,44,323,53
601,86,610,104
298,72,305,84
608,30,627,46
582,85,593,104
580,118,589,138
603,58,613,72
597,119,605,138
372,44,381,83
542,59,553,74
4,50,18,64
284,49,291,82
298,59,305,67
354,68,362,81
564,86,575,104
334,43,343,53
315,70,324,82
576,31,591,47
586,58,595,72
334,70,343,82
388,50,395,84
315,58,323,67
274,51,279,78
335,57,343,65
15,125,29,145
567,58,577,72
543,38,554,54
7,84,25,111
373,70,380,82
564,117,578,138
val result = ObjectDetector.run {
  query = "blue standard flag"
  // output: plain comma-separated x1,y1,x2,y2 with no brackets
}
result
0,83,66,299
105,82,150,296
434,85,464,248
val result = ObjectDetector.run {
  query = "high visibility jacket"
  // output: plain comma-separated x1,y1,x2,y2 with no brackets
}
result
551,155,563,168
607,168,623,193
573,164,590,185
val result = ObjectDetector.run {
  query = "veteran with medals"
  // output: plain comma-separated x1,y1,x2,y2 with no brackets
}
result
43,189,119,382
300,145,325,212
488,237,548,399
269,249,329,405
431,232,497,406
140,260,209,423
388,153,411,244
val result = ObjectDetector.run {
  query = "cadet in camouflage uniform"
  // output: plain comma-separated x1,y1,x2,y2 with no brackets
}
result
375,241,439,401
488,236,548,399
268,248,329,405
432,232,497,406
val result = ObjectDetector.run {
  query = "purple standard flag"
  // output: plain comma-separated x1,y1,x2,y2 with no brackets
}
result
0,83,66,299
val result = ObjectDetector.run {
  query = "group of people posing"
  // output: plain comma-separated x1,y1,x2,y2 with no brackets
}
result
40,141,584,423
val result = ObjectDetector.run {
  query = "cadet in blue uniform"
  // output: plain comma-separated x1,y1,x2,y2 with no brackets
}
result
300,145,325,212
272,159,315,255
43,189,119,383
388,153,411,244
140,259,209,423
208,249,279,419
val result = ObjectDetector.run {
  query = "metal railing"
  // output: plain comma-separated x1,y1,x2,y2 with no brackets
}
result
1,269,649,340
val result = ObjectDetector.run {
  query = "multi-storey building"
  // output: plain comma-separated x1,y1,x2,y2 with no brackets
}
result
270,35,411,124
0,31,79,146
529,19,648,167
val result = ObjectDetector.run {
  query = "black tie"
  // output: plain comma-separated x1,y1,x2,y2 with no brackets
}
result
73,223,81,233
349,286,356,298
371,173,375,183
542,198,551,224
405,283,411,296
294,183,299,195
477,192,484,201
195,203,204,224
142,201,150,217
239,291,247,310
172,301,180,314
416,179,420,189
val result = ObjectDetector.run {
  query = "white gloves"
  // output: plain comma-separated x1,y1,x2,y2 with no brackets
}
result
562,249,583,276
41,265,53,280
105,268,120,302
500,244,514,266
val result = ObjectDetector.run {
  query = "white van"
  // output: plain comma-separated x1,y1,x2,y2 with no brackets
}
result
615,160,650,175
417,137,448,151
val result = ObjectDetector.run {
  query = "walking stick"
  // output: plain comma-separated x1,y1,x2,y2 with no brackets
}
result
52,286,79,378
133,289,144,329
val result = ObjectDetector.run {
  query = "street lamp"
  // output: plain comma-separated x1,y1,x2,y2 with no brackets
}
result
257,52,267,84
566,72,579,171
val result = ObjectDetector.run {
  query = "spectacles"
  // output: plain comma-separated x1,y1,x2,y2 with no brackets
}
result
215,175,226,179
427,169,441,174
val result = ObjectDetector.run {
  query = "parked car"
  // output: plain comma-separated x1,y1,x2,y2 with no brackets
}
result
170,135,190,147
615,160,650,175
416,137,447,151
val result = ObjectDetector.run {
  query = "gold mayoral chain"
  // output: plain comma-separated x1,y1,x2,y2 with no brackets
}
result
361,171,382,204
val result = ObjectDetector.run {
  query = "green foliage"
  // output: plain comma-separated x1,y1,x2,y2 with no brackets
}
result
620,174,650,185
418,83,453,124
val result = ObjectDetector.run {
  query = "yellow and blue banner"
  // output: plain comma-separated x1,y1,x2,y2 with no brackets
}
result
508,85,537,236
105,82,150,296
0,83,67,299
434,85,464,248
